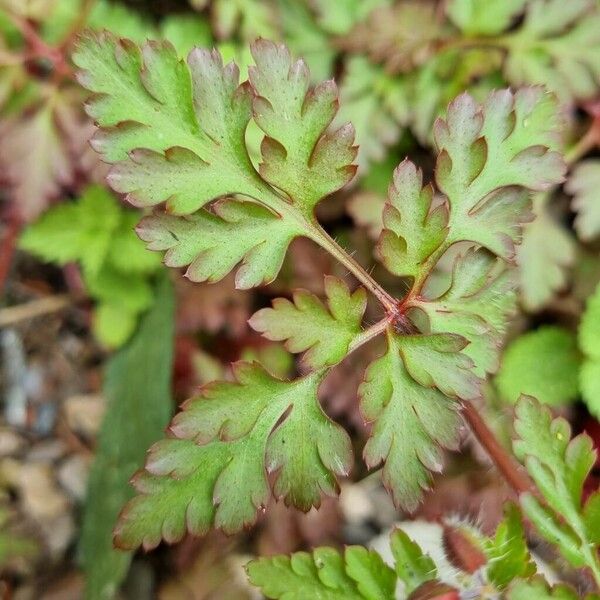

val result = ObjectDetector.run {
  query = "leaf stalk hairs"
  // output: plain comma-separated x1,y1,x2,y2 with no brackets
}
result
73,32,567,552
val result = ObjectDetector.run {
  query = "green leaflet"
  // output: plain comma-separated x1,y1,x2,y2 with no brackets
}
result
579,283,600,418
434,88,564,260
485,503,536,590
504,0,600,102
114,363,351,548
249,276,366,369
376,88,564,297
249,39,356,212
447,0,527,36
136,201,301,289
247,544,395,600
359,330,462,511
390,528,437,594
19,186,162,347
496,326,580,406
74,35,357,288
377,160,448,280
247,527,447,599
513,397,600,578
75,33,263,212
567,160,600,242
81,276,174,600
414,248,516,376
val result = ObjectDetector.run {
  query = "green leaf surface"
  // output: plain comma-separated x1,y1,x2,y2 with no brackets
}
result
567,160,600,242
74,36,358,287
579,283,600,417
359,330,462,511
20,185,120,277
136,201,301,289
513,397,600,575
390,528,437,594
74,32,265,212
247,548,374,600
114,364,351,548
414,248,516,376
344,547,396,600
377,160,448,280
249,276,366,369
81,276,174,600
485,503,536,590
447,0,527,36
249,39,357,213
434,88,564,260
496,326,580,406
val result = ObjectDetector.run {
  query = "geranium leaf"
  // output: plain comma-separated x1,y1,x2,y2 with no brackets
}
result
136,201,301,289
579,283,600,418
247,546,395,600
390,528,437,594
496,327,580,406
248,39,357,212
414,248,516,376
114,364,351,548
359,330,462,511
249,276,366,369
74,35,359,287
513,396,600,573
74,33,263,214
377,160,448,281
507,577,582,600
434,88,565,259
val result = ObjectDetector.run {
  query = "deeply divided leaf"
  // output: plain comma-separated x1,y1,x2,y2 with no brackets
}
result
513,396,600,573
434,88,564,259
249,277,367,369
114,364,351,548
359,331,462,512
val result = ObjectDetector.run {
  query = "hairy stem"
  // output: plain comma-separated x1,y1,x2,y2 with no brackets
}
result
461,400,535,496
309,224,399,314
348,316,393,354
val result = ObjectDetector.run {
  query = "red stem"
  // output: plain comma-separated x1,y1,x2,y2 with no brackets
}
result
461,400,535,496
0,215,23,295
